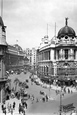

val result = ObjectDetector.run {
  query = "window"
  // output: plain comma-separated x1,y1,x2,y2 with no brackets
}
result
74,49,76,59
57,50,59,59
65,49,68,59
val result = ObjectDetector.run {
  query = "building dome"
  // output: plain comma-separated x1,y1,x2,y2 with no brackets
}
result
57,18,76,38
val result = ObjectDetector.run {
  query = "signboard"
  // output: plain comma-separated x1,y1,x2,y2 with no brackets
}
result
62,103,75,112
57,68,77,75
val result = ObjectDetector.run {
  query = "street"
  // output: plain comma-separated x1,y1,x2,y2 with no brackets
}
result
1,71,77,115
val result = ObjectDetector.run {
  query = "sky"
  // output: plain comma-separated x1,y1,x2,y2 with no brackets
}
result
1,0,77,49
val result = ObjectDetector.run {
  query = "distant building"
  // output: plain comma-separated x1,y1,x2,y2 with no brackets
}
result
31,48,37,69
25,48,32,66
5,44,28,70
25,47,37,70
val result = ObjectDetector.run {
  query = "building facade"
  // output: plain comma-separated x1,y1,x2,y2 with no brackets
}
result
0,16,8,103
25,48,32,66
37,18,77,85
31,48,37,70
5,44,27,71
0,16,28,103
25,48,37,70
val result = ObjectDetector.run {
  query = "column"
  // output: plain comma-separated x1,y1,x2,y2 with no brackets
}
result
60,49,63,60
70,49,74,60
76,50,77,60
1,88,3,104
56,50,58,60
68,49,71,60
1,59,3,78
62,49,65,60
0,85,5,104
43,52,44,60
50,49,54,61
53,62,57,76
42,53,43,60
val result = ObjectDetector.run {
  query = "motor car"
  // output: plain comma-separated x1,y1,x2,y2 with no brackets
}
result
21,92,30,101
40,91,46,95
42,84,47,88
25,85,29,88
36,82,40,85
25,79,29,83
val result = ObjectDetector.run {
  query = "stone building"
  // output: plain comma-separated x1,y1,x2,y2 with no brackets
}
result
37,18,77,85
0,16,8,103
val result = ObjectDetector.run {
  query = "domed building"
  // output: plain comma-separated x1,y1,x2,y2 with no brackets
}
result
37,18,77,86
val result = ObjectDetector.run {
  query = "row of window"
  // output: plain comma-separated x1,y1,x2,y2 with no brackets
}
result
38,51,50,61
57,49,76,59
38,49,77,61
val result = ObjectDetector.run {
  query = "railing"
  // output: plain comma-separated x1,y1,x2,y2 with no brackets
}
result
56,39,76,46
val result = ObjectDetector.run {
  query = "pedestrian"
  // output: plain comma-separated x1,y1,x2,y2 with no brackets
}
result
9,104,12,112
46,95,48,102
68,88,70,93
25,102,27,109
7,102,10,113
10,105,13,115
1,103,4,112
42,97,45,102
13,101,16,110
18,103,22,114
31,95,34,104
3,102,6,115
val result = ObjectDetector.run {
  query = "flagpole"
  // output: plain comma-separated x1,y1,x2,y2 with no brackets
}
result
47,23,48,36
1,0,3,18
16,40,18,44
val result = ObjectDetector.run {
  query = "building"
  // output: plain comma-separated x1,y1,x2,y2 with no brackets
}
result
31,48,37,70
25,47,37,70
25,48,32,66
0,16,29,103
5,44,27,71
37,18,77,86
0,16,8,103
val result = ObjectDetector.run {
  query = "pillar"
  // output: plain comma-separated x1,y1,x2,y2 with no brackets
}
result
70,49,74,60
62,49,65,60
60,49,63,60
76,50,77,60
53,62,57,76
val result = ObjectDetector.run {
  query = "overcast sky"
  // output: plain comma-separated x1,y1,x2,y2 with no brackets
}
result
1,0,77,49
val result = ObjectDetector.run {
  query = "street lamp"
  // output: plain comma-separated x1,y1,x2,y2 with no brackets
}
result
49,77,51,98
60,86,62,115
59,84,64,115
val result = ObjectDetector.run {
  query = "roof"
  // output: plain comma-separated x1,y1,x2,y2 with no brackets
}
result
57,25,76,38
57,18,76,38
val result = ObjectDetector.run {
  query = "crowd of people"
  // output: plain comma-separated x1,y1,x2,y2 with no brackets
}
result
1,98,28,115
1,101,16,115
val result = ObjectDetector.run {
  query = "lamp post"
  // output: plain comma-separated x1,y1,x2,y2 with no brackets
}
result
59,84,63,115
49,77,51,98
60,87,62,115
